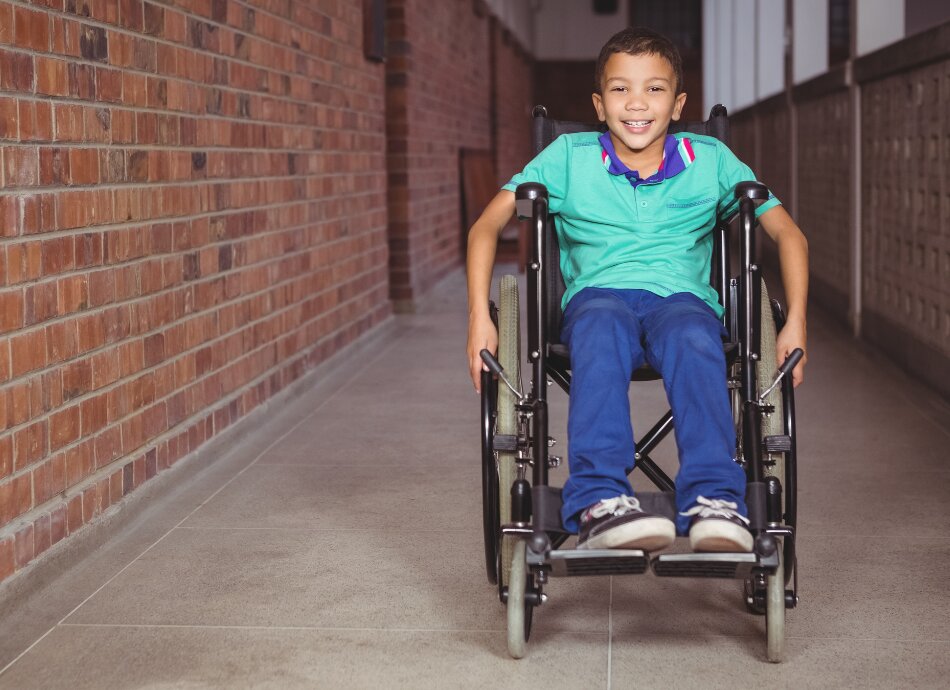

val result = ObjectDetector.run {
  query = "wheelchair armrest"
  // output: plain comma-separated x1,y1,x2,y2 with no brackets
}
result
515,182,548,220
734,181,770,201
717,181,772,225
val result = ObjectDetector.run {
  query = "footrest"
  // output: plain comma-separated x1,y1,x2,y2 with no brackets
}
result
763,435,792,453
546,549,648,577
651,552,758,579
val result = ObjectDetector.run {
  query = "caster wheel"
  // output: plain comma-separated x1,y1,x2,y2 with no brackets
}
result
766,554,785,662
506,540,534,659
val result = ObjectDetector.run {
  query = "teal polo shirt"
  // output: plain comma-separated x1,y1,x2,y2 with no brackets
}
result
503,131,780,316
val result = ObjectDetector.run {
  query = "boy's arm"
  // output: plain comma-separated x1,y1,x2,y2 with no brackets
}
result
467,189,517,393
758,205,809,387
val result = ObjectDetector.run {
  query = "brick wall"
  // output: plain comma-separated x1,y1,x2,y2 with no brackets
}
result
0,0,390,583
491,22,532,187
386,0,492,306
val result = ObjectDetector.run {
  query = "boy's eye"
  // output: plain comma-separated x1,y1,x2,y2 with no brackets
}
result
648,86,664,92
611,86,627,93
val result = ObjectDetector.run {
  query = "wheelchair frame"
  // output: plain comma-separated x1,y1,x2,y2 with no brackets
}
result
478,105,802,661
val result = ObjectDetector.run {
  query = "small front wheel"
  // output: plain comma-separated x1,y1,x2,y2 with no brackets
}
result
506,540,531,659
766,553,785,662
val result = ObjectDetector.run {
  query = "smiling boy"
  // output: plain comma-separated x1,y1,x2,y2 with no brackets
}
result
466,28,808,553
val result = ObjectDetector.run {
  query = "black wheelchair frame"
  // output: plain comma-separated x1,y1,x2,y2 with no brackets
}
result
478,105,802,661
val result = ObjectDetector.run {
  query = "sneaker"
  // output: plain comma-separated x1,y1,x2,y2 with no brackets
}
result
681,496,753,552
577,495,675,552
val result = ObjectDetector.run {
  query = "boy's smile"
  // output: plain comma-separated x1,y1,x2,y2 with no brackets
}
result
592,52,687,173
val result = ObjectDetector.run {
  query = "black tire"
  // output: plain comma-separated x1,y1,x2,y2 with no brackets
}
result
496,275,521,592
480,367,499,584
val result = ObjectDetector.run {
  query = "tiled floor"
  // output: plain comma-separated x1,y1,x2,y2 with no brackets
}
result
1,266,948,689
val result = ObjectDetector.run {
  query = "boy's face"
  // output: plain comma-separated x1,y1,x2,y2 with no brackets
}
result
592,51,687,167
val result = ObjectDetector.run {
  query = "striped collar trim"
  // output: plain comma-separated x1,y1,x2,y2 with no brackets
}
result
598,132,696,187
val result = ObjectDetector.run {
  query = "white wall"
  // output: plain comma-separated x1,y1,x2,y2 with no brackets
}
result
483,0,536,52
704,0,786,114
792,0,828,83
856,0,905,55
733,0,758,110
532,0,630,60
757,1,786,100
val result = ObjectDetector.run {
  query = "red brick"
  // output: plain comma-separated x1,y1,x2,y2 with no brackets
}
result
46,320,80,364
13,421,46,471
3,146,39,187
36,57,69,97
14,7,50,52
0,436,11,478
80,394,108,436
0,96,18,139
66,493,82,533
68,147,101,185
14,524,34,569
13,473,32,517
39,147,71,186
49,503,66,544
33,513,51,556
82,485,97,522
50,405,81,451
54,104,85,141
0,538,13,580
10,329,47,377
0,290,25,333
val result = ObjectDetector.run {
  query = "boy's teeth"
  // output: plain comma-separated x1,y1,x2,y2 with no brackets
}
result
626,120,651,126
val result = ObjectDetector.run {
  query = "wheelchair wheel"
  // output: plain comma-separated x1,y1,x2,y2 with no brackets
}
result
506,539,534,659
766,554,785,662
759,280,797,584
496,275,521,591
758,280,784,490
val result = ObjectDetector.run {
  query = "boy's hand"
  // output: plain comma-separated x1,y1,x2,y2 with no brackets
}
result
467,312,498,393
775,316,807,387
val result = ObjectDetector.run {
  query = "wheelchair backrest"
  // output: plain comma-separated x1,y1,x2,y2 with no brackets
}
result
530,104,730,344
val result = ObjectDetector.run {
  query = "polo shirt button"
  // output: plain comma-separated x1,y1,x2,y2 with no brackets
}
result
640,201,648,207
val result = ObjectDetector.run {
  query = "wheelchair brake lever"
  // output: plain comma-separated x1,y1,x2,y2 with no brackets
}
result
480,349,525,402
757,348,804,404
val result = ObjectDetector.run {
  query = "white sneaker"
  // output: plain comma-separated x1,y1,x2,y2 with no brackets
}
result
681,496,753,552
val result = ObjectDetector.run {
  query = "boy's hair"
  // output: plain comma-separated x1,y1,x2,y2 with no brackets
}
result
594,27,684,95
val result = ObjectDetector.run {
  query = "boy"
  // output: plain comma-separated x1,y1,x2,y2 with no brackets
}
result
466,28,808,553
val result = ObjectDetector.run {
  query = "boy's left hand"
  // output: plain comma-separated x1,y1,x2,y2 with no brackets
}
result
775,317,807,387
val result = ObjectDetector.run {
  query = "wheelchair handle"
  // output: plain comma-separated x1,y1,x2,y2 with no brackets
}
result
758,348,804,403
779,348,805,378
480,349,524,401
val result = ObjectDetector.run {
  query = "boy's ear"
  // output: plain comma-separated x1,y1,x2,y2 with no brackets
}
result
592,92,606,122
671,91,687,121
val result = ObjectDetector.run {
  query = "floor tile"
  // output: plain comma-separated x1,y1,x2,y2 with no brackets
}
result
0,625,608,690
63,528,609,635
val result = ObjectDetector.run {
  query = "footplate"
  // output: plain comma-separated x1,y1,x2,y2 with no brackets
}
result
651,552,758,579
544,549,649,577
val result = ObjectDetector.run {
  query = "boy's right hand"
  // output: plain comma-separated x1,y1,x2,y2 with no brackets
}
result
467,313,498,394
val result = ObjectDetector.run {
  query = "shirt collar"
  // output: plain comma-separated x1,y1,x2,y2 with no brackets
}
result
598,131,696,187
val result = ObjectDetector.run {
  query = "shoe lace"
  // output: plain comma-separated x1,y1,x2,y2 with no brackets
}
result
589,495,643,519
679,496,751,525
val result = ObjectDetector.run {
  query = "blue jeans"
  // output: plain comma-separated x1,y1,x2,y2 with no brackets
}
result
559,288,746,535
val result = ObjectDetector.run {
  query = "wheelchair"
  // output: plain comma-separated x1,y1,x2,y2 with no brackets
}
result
478,105,802,662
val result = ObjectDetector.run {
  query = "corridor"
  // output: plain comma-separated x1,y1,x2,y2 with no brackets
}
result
1,265,947,689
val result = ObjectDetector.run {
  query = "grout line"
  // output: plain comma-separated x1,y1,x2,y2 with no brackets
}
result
54,623,515,634
174,526,479,532
0,327,407,678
